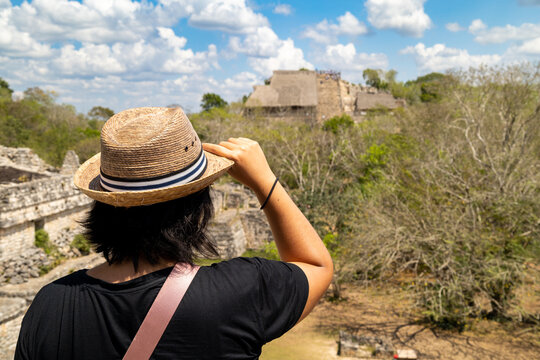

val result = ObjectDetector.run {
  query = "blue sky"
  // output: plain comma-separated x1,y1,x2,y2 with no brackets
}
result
1,0,539,113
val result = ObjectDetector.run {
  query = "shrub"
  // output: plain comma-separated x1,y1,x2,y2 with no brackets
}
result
34,229,54,255
71,234,91,255
322,114,353,134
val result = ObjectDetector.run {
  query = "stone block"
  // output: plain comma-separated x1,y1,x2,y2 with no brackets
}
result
395,349,417,359
208,210,247,259
240,210,273,249
338,331,394,358
60,150,80,175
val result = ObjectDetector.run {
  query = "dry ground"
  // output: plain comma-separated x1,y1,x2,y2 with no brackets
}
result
261,284,539,360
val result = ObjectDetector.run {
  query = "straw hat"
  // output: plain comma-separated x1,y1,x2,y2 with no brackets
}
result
74,107,233,207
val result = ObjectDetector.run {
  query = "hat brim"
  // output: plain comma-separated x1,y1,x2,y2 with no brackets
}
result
74,151,234,207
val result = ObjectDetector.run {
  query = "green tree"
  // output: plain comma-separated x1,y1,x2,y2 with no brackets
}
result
363,69,398,90
23,87,57,106
0,77,13,97
88,106,114,121
384,69,397,84
407,72,449,102
201,93,227,112
363,68,382,88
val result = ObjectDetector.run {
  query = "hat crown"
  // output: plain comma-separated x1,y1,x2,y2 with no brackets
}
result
100,107,201,180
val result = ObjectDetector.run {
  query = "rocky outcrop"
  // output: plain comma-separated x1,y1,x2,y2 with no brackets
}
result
60,150,80,175
210,183,273,258
0,146,55,174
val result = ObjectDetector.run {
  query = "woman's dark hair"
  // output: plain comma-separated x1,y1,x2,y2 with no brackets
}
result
82,187,218,268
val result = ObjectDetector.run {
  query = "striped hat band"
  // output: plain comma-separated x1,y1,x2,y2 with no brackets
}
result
99,149,207,192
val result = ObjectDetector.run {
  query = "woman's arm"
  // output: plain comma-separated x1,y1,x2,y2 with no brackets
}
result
203,138,333,321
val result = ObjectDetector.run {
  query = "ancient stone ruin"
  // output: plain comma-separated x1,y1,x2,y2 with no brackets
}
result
0,146,92,284
244,69,405,123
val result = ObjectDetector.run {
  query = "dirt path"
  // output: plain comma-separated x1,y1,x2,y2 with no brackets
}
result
261,285,539,359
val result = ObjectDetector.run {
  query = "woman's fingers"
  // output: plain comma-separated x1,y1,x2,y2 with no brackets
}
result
238,137,257,144
227,138,244,145
202,143,235,159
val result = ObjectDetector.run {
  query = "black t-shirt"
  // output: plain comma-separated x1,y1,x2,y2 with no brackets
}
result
15,257,309,360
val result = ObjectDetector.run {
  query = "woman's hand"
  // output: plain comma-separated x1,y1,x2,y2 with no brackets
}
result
203,138,276,198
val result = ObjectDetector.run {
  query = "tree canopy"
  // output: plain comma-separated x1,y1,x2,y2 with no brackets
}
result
201,93,227,112
0,77,13,96
88,106,114,121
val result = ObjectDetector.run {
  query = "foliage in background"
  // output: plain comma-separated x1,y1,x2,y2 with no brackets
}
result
201,93,227,112
34,229,53,255
71,234,91,255
34,229,65,275
0,80,112,167
322,114,353,134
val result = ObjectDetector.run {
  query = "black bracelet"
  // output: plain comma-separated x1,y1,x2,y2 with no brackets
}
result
260,177,279,210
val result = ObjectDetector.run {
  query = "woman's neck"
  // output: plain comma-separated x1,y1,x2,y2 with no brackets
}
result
87,257,176,283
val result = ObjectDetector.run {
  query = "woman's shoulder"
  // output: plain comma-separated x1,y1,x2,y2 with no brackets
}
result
31,270,87,302
204,256,302,275
201,257,307,291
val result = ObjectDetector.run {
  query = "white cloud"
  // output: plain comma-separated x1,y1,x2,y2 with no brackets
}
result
303,12,368,43
273,4,292,15
401,43,501,73
446,22,464,32
314,43,388,82
513,37,540,54
163,44,219,73
227,26,312,76
188,0,268,34
336,12,369,36
5,0,268,46
49,33,218,77
221,71,259,91
229,27,281,57
8,0,157,44
468,19,487,33
0,7,52,57
469,21,540,44
248,39,313,76
53,44,127,75
0,0,277,115
365,0,431,37
157,27,187,48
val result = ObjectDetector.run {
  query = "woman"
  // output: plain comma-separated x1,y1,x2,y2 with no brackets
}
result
15,107,333,359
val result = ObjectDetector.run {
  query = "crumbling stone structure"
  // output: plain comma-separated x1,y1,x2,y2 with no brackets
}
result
244,70,405,122
210,183,273,258
0,147,91,283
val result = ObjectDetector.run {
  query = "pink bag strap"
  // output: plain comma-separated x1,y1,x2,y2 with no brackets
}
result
123,263,200,360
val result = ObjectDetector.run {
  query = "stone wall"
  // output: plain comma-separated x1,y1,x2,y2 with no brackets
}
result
0,146,54,174
340,80,363,114
210,183,273,258
316,73,343,122
0,176,92,262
